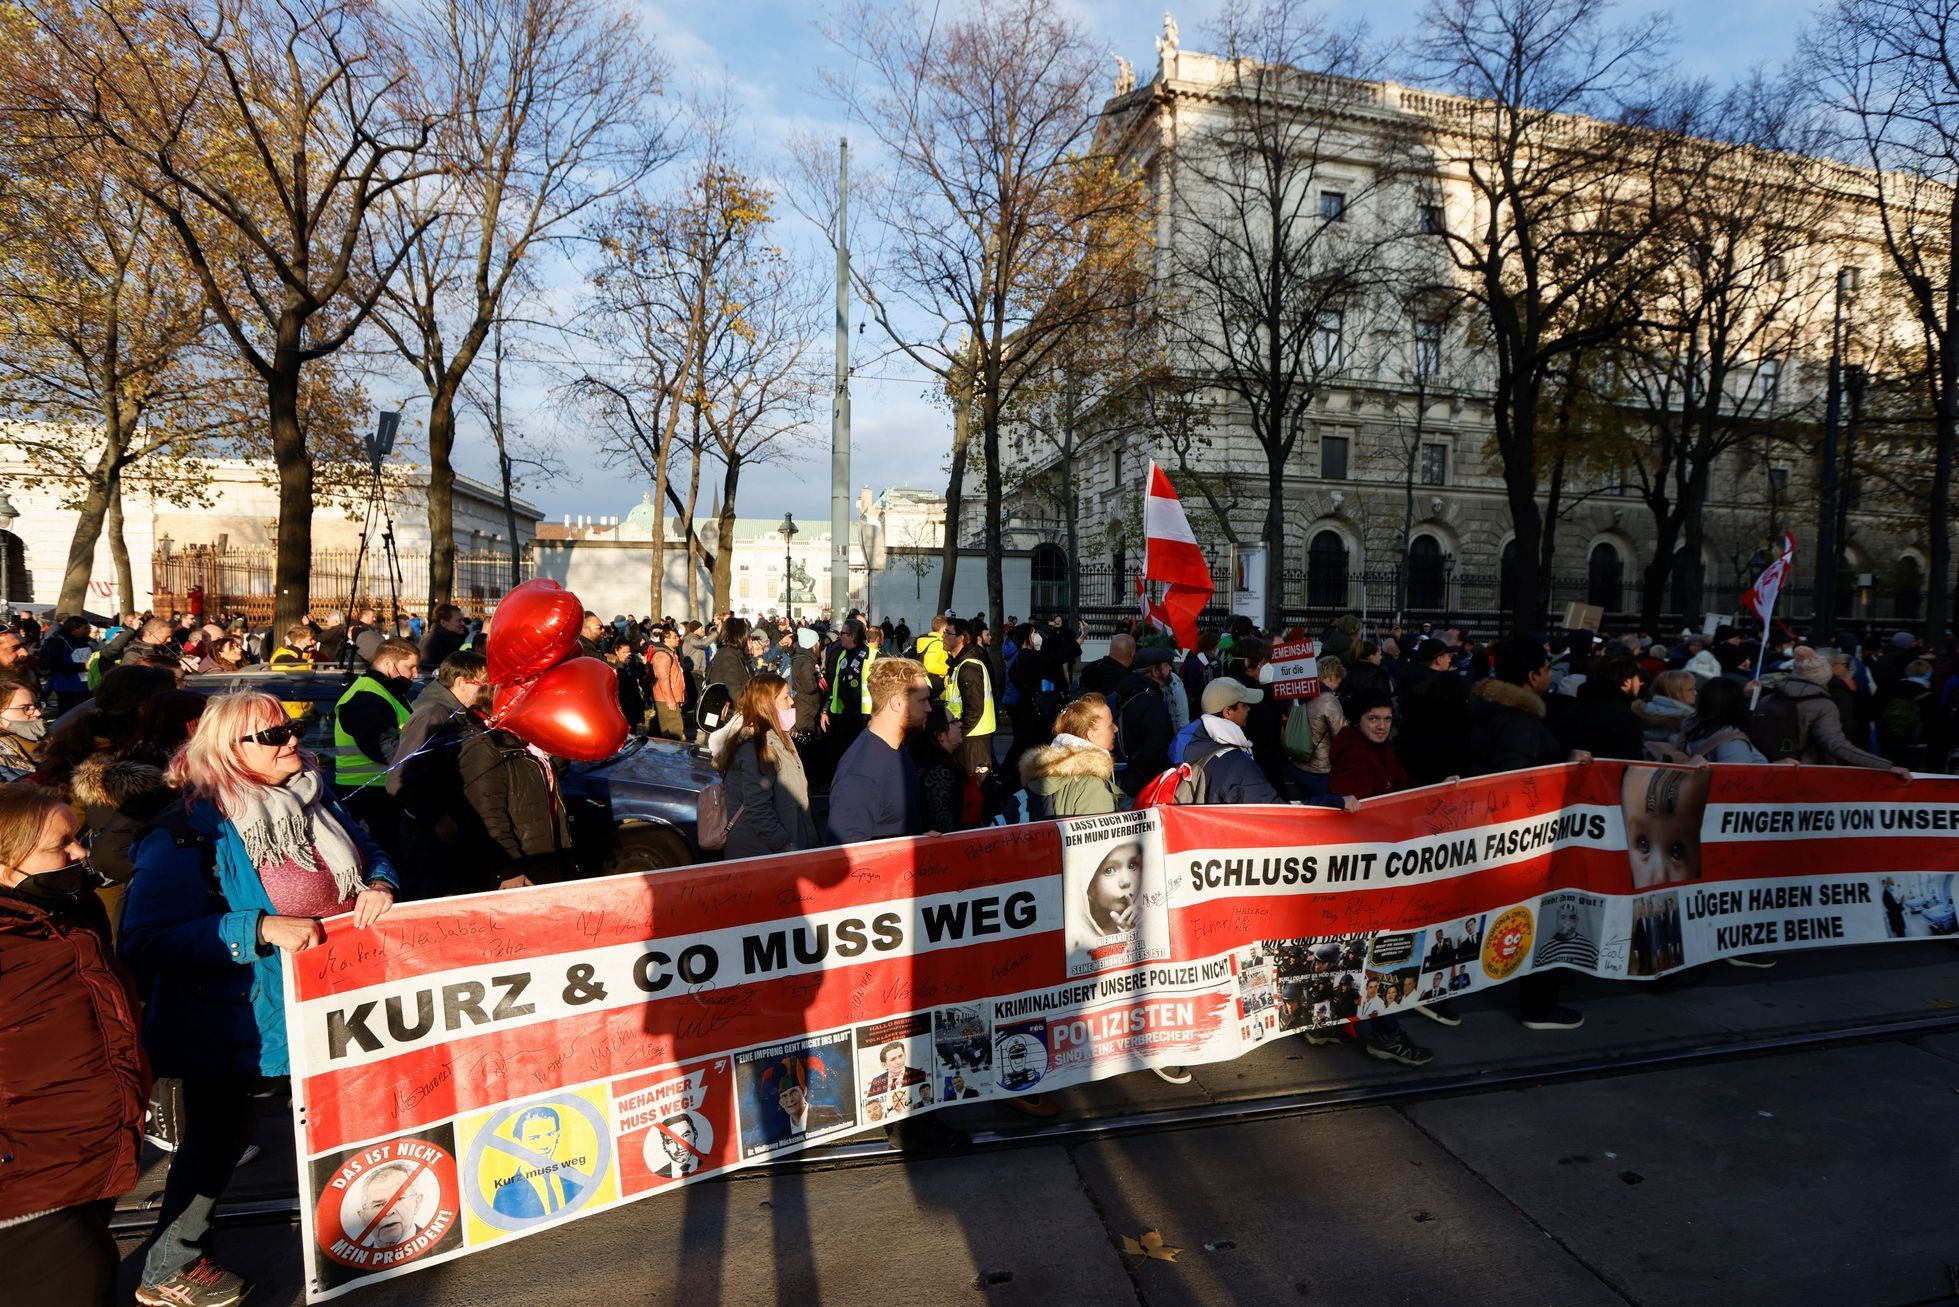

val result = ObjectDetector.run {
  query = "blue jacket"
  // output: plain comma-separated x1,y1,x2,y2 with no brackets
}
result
120,791,398,1079
1181,733,1281,804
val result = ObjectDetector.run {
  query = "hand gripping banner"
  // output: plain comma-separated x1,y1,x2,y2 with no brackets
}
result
285,763,1959,1299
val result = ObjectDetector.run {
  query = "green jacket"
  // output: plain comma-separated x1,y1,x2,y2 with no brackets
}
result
1018,738,1123,821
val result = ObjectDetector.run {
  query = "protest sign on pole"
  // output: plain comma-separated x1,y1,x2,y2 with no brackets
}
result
1263,640,1320,699
287,763,1959,1300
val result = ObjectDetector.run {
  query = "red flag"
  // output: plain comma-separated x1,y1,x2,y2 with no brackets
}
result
1742,531,1797,623
1143,462,1214,650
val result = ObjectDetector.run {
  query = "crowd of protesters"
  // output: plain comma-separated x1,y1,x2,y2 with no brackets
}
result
0,592,1950,1304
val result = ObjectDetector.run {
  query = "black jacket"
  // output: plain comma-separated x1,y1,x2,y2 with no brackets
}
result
612,655,648,723
1226,665,1288,787
1395,668,1472,786
458,726,573,885
1464,679,1565,776
1078,655,1129,699
1556,680,1645,761
706,645,752,697
419,624,468,674
389,682,494,895
1113,672,1173,793
789,651,824,734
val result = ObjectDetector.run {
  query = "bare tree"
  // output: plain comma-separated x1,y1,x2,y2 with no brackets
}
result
1609,81,1833,629
1807,0,1959,633
32,0,439,631
1414,0,1682,628
373,0,669,608
1162,2,1411,627
810,0,1151,625
458,318,567,588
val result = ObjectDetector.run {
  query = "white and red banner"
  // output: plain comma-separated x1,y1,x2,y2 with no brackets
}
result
1141,461,1213,650
1264,640,1321,700
286,763,1959,1299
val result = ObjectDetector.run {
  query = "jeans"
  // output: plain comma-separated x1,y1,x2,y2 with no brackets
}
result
141,1078,261,1283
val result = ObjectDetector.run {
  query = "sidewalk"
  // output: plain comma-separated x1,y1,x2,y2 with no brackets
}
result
119,944,1959,1306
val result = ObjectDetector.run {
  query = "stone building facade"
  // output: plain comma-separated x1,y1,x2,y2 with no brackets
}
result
975,20,1946,635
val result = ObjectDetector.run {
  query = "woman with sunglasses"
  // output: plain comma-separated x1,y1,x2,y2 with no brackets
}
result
121,691,398,1307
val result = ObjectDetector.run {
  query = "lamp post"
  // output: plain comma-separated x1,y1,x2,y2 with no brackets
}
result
1815,266,1860,637
0,490,16,619
780,512,798,621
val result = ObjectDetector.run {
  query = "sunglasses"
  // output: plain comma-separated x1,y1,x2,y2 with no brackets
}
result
239,722,303,747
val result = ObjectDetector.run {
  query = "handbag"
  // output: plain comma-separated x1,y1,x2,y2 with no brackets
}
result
696,777,745,851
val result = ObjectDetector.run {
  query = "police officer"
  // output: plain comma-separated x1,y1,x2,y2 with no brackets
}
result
821,619,877,763
333,638,418,851
940,619,996,785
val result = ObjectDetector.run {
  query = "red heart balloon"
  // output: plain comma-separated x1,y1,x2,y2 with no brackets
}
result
490,656,628,762
487,579,585,686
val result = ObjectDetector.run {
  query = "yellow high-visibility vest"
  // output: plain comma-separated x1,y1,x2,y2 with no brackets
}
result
942,654,996,736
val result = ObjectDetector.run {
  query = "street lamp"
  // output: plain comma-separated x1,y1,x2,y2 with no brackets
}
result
1815,265,1860,636
0,490,16,619
779,512,798,621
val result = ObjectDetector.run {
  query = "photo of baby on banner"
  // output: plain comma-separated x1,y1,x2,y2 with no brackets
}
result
1622,764,1713,887
1061,810,1170,977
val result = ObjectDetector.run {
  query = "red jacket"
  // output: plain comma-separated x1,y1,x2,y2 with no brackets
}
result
0,889,149,1220
1328,725,1411,800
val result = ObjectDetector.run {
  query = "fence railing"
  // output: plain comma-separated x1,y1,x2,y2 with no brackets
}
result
151,546,532,625
1035,561,1928,638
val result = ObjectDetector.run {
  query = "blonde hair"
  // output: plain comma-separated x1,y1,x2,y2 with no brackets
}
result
866,656,928,713
1052,693,1110,740
1316,654,1346,686
169,691,316,811
0,784,68,869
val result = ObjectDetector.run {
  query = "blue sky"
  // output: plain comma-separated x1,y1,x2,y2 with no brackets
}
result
441,0,1809,527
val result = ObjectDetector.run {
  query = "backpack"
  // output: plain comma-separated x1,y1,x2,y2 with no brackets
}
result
1878,687,1929,753
695,778,743,852
1133,743,1235,807
698,682,736,734
1748,689,1807,761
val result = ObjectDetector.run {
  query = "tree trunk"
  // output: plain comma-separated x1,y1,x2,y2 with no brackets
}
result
424,376,461,608
268,330,314,633
107,476,133,617
711,458,740,614
1638,505,1680,633
1927,382,1955,639
57,449,119,615
1262,442,1286,631
682,423,704,618
1062,437,1081,627
981,393,1004,628
935,393,971,615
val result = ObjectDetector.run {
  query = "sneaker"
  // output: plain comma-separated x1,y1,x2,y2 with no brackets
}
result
1304,1027,1343,1046
1149,1065,1193,1085
1521,1005,1585,1031
1411,1000,1462,1027
135,1255,252,1307
1364,1030,1435,1066
1725,955,1777,969
145,1133,178,1154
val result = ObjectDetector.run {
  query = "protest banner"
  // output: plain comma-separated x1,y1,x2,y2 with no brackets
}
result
1264,640,1319,699
286,763,1959,1299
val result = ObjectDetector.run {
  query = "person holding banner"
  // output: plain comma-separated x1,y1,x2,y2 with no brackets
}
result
122,692,399,1307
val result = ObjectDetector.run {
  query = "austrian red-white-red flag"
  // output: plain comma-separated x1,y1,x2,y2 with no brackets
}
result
1142,461,1214,650
1742,531,1797,624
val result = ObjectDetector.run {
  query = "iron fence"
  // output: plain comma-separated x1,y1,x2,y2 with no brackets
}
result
152,545,531,624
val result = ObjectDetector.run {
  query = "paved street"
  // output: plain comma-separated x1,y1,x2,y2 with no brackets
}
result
116,942,1959,1306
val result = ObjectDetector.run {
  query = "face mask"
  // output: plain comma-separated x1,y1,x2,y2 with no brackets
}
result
10,859,100,902
5,716,46,743
776,707,798,733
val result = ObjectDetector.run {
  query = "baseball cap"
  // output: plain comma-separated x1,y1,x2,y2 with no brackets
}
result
1202,679,1264,714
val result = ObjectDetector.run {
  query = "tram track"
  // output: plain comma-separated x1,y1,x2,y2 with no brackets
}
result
108,1007,1959,1238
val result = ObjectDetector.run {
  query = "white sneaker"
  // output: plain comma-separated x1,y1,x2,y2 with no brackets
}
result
1149,1065,1193,1085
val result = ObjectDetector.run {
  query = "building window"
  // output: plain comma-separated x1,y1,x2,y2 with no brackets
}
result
1320,190,1346,223
1420,443,1447,485
1587,542,1624,612
1408,535,1447,609
1418,202,1445,235
1313,309,1343,372
1320,432,1349,481
1757,358,1780,404
1764,254,1787,282
1308,530,1349,608
1108,445,1122,486
1414,320,1442,379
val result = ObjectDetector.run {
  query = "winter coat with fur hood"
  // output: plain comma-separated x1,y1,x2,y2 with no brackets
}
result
1464,678,1566,776
1020,737,1124,820
68,755,176,890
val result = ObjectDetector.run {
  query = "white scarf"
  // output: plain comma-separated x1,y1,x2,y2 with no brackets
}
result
1201,713,1255,753
223,768,367,902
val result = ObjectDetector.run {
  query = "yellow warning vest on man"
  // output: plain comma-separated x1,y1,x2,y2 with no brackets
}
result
333,674,411,787
828,646,878,715
942,654,996,737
